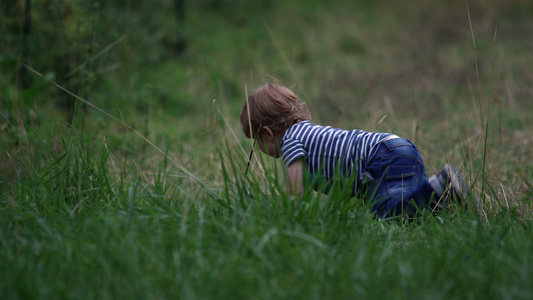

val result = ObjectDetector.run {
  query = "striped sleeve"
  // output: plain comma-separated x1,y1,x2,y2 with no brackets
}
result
281,138,306,166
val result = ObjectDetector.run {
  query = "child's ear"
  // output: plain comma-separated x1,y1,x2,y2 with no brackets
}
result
261,126,274,140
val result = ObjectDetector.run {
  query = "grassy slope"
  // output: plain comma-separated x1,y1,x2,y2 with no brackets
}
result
1,0,533,299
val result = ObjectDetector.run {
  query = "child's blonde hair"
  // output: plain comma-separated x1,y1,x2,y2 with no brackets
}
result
240,83,311,139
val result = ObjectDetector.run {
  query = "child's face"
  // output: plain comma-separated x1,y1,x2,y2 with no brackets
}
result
256,131,283,158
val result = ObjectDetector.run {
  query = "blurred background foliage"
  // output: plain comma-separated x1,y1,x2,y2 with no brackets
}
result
1,0,532,184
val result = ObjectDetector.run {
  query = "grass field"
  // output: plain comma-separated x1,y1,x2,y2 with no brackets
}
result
1,0,533,299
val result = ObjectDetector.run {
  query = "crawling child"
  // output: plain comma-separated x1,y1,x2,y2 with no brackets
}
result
240,83,474,219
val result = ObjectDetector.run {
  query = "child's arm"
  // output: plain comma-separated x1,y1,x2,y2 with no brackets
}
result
286,158,304,196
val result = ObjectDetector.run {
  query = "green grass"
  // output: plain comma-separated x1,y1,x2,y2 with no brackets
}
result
1,0,533,299
1,142,532,299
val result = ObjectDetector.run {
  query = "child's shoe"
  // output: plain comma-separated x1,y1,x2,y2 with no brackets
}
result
428,164,478,206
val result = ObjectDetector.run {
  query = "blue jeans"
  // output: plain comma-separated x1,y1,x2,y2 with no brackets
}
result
362,138,434,219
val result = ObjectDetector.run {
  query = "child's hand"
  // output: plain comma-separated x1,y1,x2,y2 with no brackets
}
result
286,159,304,196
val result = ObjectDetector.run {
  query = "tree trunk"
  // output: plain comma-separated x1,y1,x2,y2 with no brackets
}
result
20,0,32,89
174,0,186,53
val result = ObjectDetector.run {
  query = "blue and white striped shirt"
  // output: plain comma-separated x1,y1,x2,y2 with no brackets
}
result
280,121,397,194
